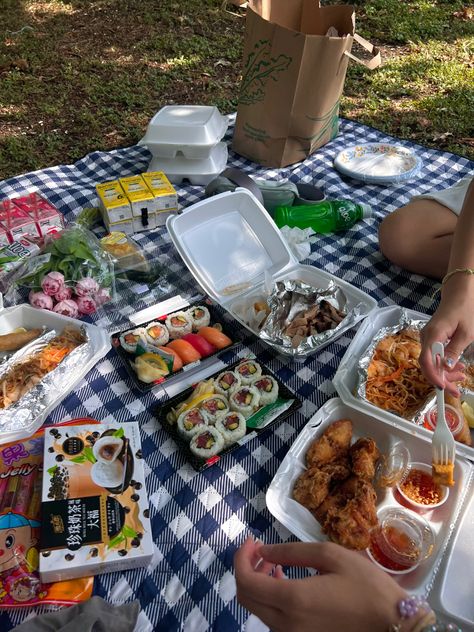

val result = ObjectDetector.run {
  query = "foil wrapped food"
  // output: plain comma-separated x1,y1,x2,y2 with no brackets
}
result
258,279,362,357
357,312,434,421
0,326,90,438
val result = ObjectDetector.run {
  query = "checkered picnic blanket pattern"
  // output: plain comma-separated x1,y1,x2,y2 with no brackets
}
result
0,117,472,631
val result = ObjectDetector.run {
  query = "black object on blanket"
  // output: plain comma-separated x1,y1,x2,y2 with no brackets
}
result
11,596,139,632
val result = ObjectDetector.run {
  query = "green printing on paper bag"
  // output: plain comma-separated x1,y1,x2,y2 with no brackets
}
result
298,100,341,153
239,39,291,105
242,122,271,145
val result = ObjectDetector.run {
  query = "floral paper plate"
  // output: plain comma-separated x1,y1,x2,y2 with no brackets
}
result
334,143,422,185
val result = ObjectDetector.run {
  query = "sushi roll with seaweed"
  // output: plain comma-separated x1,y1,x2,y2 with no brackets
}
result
229,386,261,419
214,370,241,397
119,327,146,354
200,395,229,424
188,305,211,331
235,360,262,385
190,426,224,460
250,375,279,406
165,311,193,339
144,321,169,347
177,407,207,440
215,411,246,446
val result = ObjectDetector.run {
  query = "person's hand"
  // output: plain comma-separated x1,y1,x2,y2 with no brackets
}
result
420,287,474,395
234,538,407,632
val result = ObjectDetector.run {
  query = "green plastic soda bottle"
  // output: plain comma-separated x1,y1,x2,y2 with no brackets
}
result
273,199,372,234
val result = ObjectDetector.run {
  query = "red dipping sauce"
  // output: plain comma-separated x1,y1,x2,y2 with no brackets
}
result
423,404,463,440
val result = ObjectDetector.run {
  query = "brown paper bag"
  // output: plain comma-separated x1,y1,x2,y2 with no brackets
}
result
232,0,381,168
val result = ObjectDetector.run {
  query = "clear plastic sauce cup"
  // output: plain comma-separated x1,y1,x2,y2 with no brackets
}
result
422,403,464,440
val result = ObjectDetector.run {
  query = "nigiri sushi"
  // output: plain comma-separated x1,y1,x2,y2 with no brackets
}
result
182,333,216,357
157,345,183,372
166,339,201,365
197,326,232,350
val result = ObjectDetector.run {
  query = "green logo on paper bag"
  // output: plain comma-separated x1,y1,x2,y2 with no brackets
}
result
239,39,291,105
300,100,341,152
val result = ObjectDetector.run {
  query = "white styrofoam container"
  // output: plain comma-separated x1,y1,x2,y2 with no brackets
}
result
0,304,110,444
166,189,377,358
139,105,229,159
266,397,474,628
332,304,474,461
148,142,228,185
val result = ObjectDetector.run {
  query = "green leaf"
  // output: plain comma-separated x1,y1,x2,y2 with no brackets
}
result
47,465,58,475
71,455,87,463
107,532,126,549
113,427,125,438
122,525,137,538
83,446,96,464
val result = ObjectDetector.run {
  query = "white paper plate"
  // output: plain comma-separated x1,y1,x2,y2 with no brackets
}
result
334,143,422,184
266,397,473,597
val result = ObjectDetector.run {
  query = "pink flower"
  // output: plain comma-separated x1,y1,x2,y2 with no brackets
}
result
94,287,111,307
54,286,72,302
75,277,99,297
53,299,79,318
41,271,65,296
76,295,97,315
29,290,53,310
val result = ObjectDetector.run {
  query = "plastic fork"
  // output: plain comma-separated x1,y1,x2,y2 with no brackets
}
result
431,342,456,468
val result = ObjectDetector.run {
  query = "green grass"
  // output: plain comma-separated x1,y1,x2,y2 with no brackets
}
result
0,0,473,179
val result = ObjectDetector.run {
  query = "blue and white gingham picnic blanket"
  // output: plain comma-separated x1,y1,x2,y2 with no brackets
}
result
0,117,472,631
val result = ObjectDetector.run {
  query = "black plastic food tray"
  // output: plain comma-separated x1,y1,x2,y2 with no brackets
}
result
111,300,239,392
154,359,302,471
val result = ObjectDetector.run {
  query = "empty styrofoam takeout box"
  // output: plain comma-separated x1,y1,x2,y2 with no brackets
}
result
148,142,228,186
139,105,229,160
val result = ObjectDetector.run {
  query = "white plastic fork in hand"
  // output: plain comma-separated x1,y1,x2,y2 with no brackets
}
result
431,342,456,467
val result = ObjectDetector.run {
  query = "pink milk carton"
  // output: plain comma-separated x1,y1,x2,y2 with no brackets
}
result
0,199,38,242
14,193,64,237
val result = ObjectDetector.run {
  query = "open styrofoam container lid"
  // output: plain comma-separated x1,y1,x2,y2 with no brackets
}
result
333,304,474,462
166,189,296,306
140,105,229,147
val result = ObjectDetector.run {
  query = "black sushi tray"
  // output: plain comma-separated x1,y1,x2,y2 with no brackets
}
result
154,358,302,471
111,299,240,393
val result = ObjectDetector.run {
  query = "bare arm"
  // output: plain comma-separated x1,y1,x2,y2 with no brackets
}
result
420,178,474,391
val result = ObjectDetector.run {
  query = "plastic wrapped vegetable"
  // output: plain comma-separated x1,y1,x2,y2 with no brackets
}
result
11,225,115,317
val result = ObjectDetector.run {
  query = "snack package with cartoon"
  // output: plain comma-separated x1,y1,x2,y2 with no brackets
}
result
0,422,94,608
39,422,153,582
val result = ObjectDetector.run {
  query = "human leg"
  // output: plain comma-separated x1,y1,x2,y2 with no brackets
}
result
378,199,457,280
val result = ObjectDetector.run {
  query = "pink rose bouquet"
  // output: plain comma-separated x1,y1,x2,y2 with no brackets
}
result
41,271,65,296
53,299,79,318
29,291,54,310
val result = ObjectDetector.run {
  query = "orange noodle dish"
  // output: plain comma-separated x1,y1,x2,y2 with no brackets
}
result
0,326,86,409
365,328,433,418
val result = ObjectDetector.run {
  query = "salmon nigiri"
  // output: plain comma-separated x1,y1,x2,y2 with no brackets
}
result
197,326,232,350
166,339,201,365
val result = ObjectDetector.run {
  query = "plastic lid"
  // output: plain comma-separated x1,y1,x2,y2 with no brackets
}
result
375,442,410,488
360,203,372,219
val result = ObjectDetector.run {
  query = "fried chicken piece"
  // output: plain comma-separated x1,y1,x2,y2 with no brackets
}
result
350,437,381,480
319,457,352,481
314,476,378,550
293,467,331,511
305,419,353,468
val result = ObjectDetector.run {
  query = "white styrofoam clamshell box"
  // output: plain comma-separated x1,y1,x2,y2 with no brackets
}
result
0,304,110,444
166,189,377,358
148,142,228,186
265,397,474,629
139,105,229,159
332,304,474,461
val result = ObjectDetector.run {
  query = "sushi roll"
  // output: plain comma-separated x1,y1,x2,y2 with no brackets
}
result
165,311,193,339
250,375,279,406
216,412,246,446
119,327,146,354
190,426,224,460
214,370,241,397
188,305,211,331
235,360,262,385
229,386,261,419
200,395,229,424
177,407,207,440
144,321,169,347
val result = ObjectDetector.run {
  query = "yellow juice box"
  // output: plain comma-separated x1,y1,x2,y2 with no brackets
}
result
142,171,179,226
119,175,155,223
103,214,135,236
96,180,132,224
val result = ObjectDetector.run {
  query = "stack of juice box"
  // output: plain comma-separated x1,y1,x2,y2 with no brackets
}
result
0,193,65,245
96,171,179,235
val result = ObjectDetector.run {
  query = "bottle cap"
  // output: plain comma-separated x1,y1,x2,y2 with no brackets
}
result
360,203,372,219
